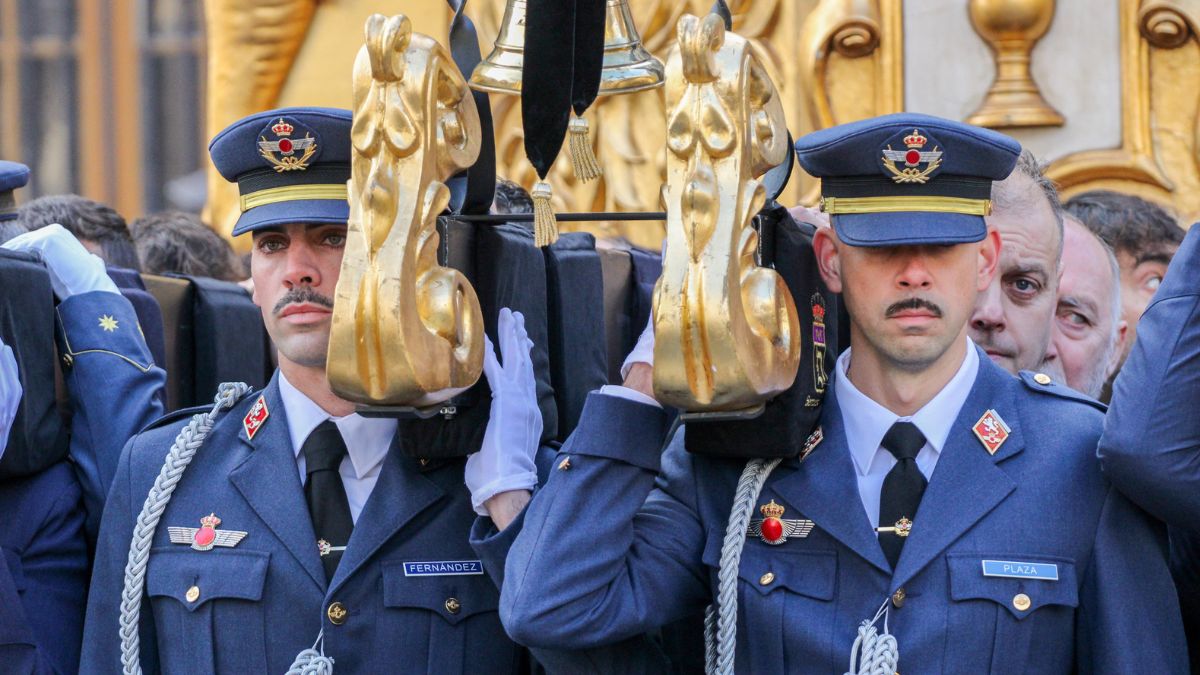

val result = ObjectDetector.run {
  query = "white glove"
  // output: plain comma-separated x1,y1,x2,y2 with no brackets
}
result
0,339,21,463
620,314,655,379
2,223,120,298
465,308,542,516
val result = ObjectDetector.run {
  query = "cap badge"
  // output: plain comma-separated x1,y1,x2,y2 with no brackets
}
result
257,117,318,172
811,294,828,394
243,395,269,440
168,513,248,551
880,128,943,184
973,408,1011,455
747,499,814,545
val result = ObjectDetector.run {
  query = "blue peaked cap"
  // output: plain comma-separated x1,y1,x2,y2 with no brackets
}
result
794,113,1021,247
209,107,352,236
0,161,30,222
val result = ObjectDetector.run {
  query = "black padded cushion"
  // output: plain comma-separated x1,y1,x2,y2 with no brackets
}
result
684,207,841,459
0,250,69,478
543,233,607,440
396,219,558,460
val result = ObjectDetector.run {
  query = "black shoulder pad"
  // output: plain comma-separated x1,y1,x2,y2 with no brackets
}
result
139,405,211,433
1017,371,1107,413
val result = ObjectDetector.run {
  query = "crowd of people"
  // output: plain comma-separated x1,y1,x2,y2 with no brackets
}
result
0,106,1197,673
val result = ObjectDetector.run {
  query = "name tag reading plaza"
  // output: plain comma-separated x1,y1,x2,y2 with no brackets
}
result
403,560,486,577
981,559,1059,581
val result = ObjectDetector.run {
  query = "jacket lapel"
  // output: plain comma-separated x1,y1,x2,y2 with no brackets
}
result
228,375,327,592
328,440,445,593
890,353,1022,588
769,384,892,574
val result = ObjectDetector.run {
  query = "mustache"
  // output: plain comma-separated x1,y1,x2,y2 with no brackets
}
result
886,297,943,318
273,287,334,315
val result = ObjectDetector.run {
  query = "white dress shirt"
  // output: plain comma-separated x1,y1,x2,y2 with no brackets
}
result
835,338,979,529
278,372,398,523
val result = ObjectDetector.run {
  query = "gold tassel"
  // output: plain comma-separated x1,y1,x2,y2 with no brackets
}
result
568,114,603,183
531,181,559,247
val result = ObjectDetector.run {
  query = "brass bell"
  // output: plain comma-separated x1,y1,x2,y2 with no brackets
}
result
470,0,665,95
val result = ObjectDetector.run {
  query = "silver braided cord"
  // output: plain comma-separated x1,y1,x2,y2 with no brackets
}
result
703,604,717,674
706,457,783,675
845,599,898,675
118,382,252,675
285,629,335,674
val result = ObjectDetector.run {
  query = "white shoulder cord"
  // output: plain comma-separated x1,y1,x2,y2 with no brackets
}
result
117,383,251,675
703,457,783,675
845,599,899,675
702,458,900,675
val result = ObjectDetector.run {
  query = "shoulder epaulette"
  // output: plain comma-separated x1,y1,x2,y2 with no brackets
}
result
1017,371,1107,413
138,405,211,434
138,388,261,434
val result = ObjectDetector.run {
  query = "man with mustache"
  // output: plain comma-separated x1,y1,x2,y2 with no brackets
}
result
488,114,1185,672
79,108,548,672
969,150,1064,374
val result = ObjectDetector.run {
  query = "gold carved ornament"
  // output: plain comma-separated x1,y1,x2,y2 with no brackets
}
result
652,13,801,412
327,14,485,407
966,0,1065,128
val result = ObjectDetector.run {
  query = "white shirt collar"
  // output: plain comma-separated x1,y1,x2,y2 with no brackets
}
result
835,337,979,477
277,371,397,480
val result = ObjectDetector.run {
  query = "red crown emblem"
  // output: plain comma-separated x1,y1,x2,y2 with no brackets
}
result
903,129,927,148
199,513,222,529
812,302,826,321
271,118,294,136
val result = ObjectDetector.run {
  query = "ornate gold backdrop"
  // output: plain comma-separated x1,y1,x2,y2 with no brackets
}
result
203,0,1200,250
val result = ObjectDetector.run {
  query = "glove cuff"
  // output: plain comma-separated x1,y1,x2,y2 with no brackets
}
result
468,471,538,516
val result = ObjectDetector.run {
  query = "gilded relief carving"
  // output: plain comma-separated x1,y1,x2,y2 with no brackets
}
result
652,13,801,412
327,14,485,407
1047,0,1200,222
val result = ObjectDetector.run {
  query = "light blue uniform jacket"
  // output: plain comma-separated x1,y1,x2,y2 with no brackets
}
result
81,374,523,674
498,352,1187,674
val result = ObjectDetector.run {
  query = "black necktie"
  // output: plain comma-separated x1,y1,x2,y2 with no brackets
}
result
302,420,354,582
878,421,928,569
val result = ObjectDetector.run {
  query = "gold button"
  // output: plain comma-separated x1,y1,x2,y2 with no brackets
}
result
891,587,906,608
185,585,200,603
444,597,461,614
1012,593,1031,611
327,601,348,625
759,572,775,586
1033,373,1052,385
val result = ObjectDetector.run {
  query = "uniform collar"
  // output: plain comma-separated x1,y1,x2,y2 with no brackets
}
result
277,370,397,480
835,336,979,476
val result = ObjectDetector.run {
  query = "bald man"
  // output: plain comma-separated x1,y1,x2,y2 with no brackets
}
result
1040,216,1127,398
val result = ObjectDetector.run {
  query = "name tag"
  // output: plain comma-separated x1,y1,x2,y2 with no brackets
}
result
981,559,1059,581
403,560,485,577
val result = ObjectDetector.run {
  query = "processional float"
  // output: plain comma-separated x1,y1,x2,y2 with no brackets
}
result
324,5,834,675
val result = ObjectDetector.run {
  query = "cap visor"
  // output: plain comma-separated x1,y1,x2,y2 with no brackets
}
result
831,211,986,247
231,198,349,236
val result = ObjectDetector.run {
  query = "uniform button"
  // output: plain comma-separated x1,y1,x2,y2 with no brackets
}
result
444,597,461,614
1012,593,1031,611
327,601,348,625
891,587,906,608
759,572,775,586
185,585,200,603
1033,373,1052,385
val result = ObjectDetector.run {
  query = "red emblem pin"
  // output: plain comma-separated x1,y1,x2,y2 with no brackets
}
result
168,513,248,551
747,499,814,545
972,409,1011,455
243,396,269,440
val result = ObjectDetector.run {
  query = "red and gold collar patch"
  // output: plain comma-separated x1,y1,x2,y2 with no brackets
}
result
243,395,269,440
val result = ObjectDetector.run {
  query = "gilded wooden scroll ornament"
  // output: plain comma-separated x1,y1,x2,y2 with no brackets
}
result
328,14,485,407
652,13,801,412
